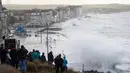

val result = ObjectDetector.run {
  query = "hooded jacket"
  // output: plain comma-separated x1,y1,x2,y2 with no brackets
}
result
63,56,68,67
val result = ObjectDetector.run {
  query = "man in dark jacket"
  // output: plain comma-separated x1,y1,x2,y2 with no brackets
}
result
54,54,63,73
18,45,28,73
40,52,46,63
10,47,18,69
18,45,28,60
48,51,54,65
0,44,8,64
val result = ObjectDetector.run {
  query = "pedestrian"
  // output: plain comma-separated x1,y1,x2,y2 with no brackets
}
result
63,56,68,72
6,49,11,65
31,50,40,61
27,51,32,62
10,47,18,69
0,44,8,64
18,45,28,73
54,54,63,73
48,51,54,65
40,52,46,63
54,55,59,69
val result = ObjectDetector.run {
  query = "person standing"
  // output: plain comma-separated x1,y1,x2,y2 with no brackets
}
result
18,45,28,73
31,50,40,61
6,49,11,65
40,52,46,63
48,51,54,65
10,47,18,69
63,56,68,72
54,54,63,73
0,44,8,64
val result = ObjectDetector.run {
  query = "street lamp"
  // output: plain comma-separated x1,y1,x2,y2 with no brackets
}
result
45,11,51,58
46,21,49,58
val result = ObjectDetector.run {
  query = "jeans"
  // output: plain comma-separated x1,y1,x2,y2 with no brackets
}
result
19,59,27,72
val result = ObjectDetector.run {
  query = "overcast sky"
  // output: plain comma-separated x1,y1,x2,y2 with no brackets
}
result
2,0,130,5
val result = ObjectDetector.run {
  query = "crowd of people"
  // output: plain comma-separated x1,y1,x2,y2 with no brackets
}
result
0,44,28,73
0,44,68,73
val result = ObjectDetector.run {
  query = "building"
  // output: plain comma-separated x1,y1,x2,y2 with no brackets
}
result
8,10,29,25
7,5,82,29
55,5,82,22
0,0,3,42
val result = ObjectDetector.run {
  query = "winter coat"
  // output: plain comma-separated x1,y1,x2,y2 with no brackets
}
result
28,52,33,61
40,54,46,62
10,48,18,60
48,52,54,62
1,48,8,60
63,56,68,67
31,52,40,61
54,57,63,67
18,48,28,60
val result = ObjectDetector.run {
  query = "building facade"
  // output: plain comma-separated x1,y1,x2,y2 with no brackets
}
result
0,0,3,42
9,5,82,28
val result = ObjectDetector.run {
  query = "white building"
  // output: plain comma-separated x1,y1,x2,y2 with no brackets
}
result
9,5,82,29
55,6,82,22
0,0,10,42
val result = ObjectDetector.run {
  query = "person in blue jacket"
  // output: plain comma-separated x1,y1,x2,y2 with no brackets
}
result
63,55,68,72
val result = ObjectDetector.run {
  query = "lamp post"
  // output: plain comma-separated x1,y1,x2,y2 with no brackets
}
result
45,11,51,58
39,12,43,43
46,21,49,57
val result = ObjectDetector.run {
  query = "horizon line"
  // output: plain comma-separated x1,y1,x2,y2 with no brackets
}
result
2,3,130,5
